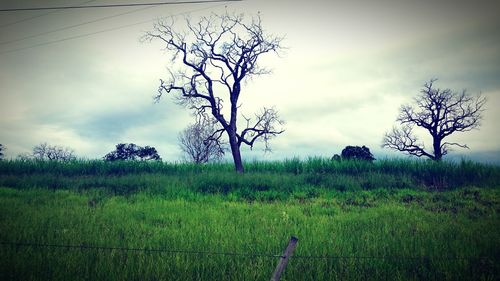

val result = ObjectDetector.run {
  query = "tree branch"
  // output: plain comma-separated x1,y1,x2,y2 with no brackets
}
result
238,107,284,151
382,125,434,159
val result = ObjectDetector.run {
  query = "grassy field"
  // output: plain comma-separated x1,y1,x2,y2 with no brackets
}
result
0,159,499,280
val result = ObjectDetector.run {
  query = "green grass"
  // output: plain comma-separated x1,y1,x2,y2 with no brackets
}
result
1,158,499,197
0,187,499,280
0,158,499,280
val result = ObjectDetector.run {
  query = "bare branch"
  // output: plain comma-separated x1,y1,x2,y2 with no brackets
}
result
30,142,76,161
383,79,486,161
382,125,434,159
440,141,469,156
238,107,285,151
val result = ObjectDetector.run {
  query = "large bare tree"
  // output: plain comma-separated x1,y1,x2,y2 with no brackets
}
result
382,79,486,161
144,12,284,173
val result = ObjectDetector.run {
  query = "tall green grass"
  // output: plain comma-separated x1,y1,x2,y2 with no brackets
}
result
2,158,499,178
0,187,498,281
1,159,498,197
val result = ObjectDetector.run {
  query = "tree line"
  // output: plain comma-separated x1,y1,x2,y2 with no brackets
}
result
0,76,485,166
0,143,160,162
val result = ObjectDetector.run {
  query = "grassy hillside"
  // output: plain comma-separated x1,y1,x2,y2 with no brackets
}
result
0,159,499,280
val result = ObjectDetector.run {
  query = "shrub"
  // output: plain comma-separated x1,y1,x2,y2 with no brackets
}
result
340,145,375,162
104,143,161,161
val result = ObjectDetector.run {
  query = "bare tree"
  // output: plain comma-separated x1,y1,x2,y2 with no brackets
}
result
17,153,32,161
0,144,5,160
383,79,486,161
179,116,225,163
31,142,76,161
144,12,285,173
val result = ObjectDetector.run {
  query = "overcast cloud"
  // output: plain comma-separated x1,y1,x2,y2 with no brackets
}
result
1,0,499,163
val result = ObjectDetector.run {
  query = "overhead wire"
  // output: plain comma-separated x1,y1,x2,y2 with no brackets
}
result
0,0,241,12
0,0,97,28
0,10,60,28
0,19,156,55
0,2,233,55
0,5,156,45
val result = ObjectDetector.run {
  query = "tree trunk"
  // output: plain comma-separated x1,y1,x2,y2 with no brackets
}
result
231,144,244,173
228,131,244,173
433,137,442,161
228,85,244,173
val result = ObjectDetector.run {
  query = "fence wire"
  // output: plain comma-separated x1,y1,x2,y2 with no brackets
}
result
0,241,495,261
0,241,281,258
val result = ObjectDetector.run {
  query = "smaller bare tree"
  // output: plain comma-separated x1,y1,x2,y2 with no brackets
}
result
179,116,225,163
382,79,486,161
31,143,76,161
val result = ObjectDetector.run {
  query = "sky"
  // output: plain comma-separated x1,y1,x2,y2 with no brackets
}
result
1,0,499,163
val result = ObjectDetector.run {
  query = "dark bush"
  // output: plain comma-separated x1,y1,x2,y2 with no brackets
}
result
104,143,161,161
340,145,375,162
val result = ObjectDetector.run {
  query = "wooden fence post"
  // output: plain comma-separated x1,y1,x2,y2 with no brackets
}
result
270,236,298,281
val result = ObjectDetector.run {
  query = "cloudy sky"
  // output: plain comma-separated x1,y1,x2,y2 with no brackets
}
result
1,0,499,163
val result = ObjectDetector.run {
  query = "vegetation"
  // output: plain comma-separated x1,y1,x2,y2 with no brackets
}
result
340,145,375,162
17,142,76,161
1,158,498,194
0,158,498,280
104,143,161,161
383,79,486,161
0,187,498,281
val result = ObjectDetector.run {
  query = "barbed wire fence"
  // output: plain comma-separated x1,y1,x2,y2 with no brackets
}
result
2,241,495,260
1,239,498,280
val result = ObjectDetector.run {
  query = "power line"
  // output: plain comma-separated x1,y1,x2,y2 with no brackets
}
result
0,0,241,12
0,5,155,45
0,10,59,28
0,0,97,28
0,19,152,55
0,3,226,55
